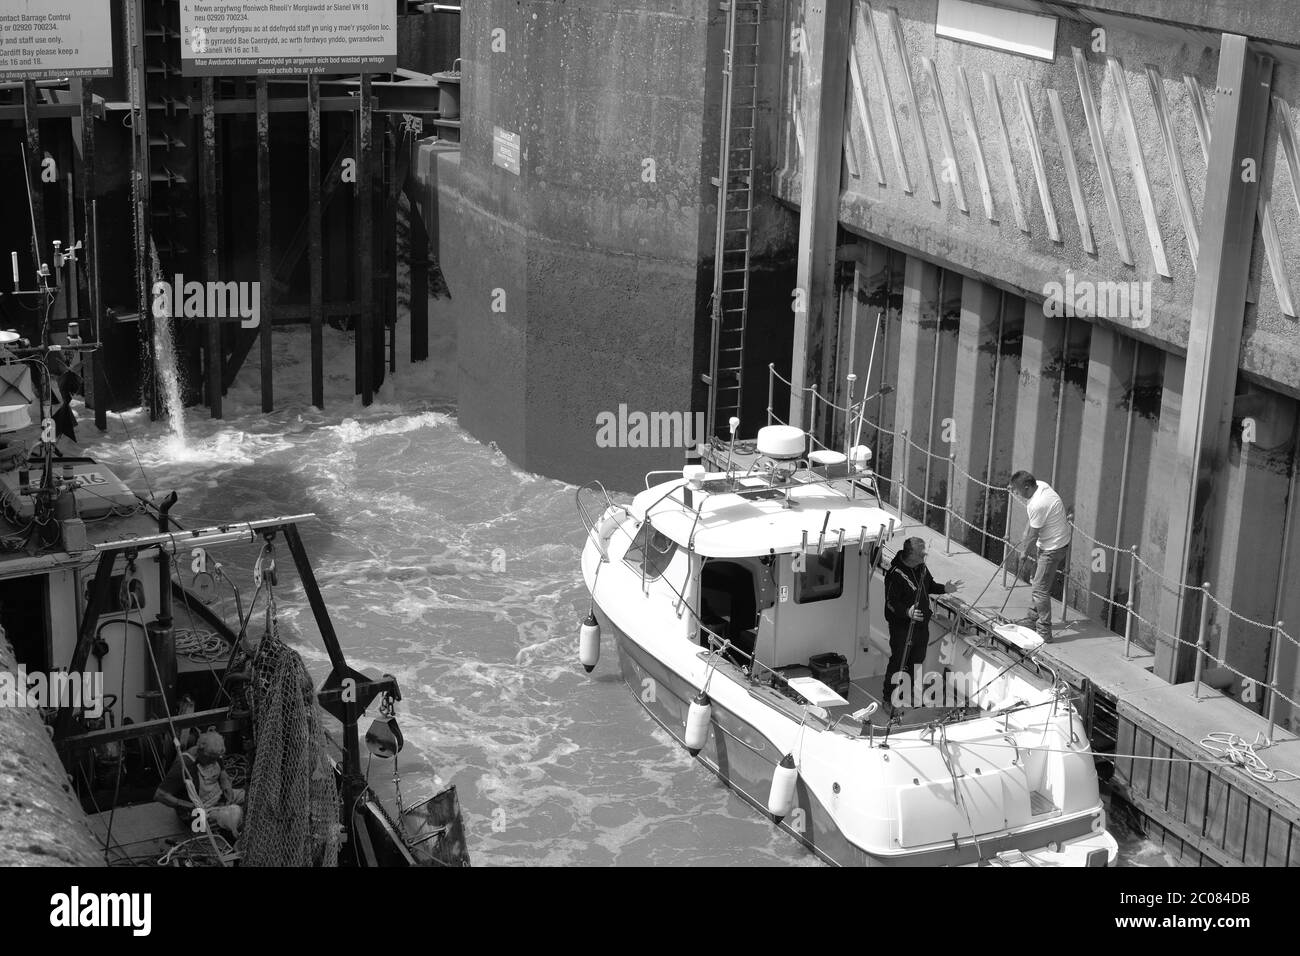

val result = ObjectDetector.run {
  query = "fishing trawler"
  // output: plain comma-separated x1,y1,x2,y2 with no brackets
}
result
0,331,469,867
576,422,1119,866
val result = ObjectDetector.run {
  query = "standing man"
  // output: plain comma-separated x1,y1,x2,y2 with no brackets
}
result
1007,470,1071,642
883,537,962,711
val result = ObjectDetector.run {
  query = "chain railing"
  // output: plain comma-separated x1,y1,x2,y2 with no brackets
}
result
759,363,1299,740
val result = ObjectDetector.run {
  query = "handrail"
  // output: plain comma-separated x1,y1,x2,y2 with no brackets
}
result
757,366,1300,726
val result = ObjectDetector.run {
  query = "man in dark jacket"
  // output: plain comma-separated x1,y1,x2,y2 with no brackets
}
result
883,537,962,711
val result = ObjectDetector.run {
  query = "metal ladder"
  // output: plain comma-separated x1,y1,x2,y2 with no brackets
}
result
704,0,762,442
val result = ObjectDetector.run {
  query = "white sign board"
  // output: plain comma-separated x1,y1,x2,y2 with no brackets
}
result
493,126,521,175
0,0,113,80
180,0,397,76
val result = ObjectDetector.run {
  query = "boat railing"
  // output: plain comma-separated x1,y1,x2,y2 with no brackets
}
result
575,480,618,536
764,361,1300,739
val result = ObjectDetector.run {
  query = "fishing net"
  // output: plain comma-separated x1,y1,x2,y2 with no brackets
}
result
236,592,342,867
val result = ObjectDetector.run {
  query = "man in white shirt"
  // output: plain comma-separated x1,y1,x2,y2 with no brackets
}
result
1007,470,1071,641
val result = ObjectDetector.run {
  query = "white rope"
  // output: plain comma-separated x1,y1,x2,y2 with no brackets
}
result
1199,732,1300,783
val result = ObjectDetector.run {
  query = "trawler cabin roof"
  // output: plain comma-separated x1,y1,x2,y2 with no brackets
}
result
630,475,895,559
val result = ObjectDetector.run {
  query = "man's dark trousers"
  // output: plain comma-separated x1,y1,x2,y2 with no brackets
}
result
884,618,929,709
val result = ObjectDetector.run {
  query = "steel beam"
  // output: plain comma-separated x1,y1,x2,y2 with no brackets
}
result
789,0,852,431
1157,35,1274,683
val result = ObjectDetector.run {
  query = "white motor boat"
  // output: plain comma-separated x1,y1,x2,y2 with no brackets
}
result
576,424,1119,866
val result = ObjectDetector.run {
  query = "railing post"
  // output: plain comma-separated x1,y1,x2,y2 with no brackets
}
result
1265,619,1283,744
845,371,857,459
944,453,954,555
898,429,909,517
1003,491,1012,588
767,363,775,428
1060,560,1069,625
1193,582,1211,700
1123,545,1138,658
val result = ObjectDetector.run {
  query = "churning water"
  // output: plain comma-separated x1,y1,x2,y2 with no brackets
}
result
79,321,1174,867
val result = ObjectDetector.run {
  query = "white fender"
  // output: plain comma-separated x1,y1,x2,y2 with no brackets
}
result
767,753,798,822
684,692,711,755
579,613,601,673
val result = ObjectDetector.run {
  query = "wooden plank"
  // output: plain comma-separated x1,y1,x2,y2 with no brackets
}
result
1185,74,1212,164
887,7,938,203
858,2,911,194
256,78,273,413
1187,762,1209,832
847,39,886,186
1047,89,1095,254
1146,65,1199,266
1223,784,1248,861
1149,739,1172,811
308,75,324,409
62,707,233,749
1166,746,1190,822
1279,816,1300,863
982,71,1028,234
358,73,374,406
1107,56,1169,277
956,67,994,221
1073,48,1133,265
1203,773,1228,846
201,78,222,419
1131,726,1153,797
1014,78,1060,241
1244,798,1270,866
1268,816,1293,866
1115,716,1134,784
922,56,967,213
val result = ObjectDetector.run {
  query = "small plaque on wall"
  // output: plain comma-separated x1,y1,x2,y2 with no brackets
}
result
493,126,521,175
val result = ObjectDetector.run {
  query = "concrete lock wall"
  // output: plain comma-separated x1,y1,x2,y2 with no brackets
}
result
424,0,712,490
774,0,1300,729
420,0,798,490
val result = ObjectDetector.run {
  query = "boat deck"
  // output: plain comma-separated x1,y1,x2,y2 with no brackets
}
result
89,801,194,865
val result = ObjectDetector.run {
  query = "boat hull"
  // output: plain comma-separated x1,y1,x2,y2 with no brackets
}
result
601,607,1114,867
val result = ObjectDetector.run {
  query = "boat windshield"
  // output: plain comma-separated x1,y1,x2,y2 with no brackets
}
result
624,521,678,580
